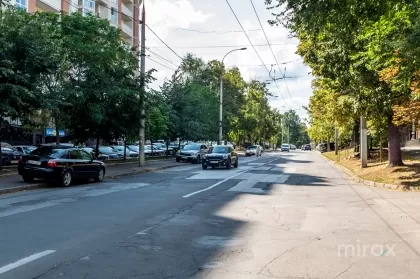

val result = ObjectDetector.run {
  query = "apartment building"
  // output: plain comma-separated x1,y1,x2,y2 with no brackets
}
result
9,0,140,46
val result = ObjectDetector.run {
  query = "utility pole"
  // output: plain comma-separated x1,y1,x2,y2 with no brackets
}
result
360,116,368,168
288,124,290,143
138,1,146,167
281,117,283,144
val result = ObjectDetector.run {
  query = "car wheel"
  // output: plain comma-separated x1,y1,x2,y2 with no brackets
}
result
176,157,180,162
94,167,105,182
61,170,73,187
226,158,231,169
22,174,34,183
234,158,238,168
202,164,207,170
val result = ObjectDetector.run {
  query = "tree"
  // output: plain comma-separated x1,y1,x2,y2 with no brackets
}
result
0,6,60,168
266,0,418,166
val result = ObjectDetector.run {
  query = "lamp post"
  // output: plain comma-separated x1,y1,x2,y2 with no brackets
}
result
218,47,247,145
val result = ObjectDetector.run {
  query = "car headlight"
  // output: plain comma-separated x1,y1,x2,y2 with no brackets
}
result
176,150,180,155
223,154,228,159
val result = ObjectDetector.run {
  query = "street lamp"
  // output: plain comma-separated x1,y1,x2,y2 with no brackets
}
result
218,47,247,145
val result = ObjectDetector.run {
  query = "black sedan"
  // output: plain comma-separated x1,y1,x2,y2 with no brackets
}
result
18,145,106,187
202,145,238,170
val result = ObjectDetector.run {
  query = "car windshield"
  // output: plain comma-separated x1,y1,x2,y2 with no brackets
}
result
182,144,200,151
99,147,114,154
30,146,68,158
248,146,257,150
282,144,289,147
112,146,124,151
128,145,139,151
209,146,229,153
83,148,93,153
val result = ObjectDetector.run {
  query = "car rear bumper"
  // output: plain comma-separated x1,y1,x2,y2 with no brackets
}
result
19,166,62,180
281,149,289,152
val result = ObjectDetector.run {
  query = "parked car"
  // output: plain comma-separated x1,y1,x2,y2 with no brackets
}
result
281,144,290,152
202,145,238,169
153,143,174,155
18,145,106,187
290,144,297,150
1,148,23,165
245,145,262,157
83,147,109,161
97,146,122,160
111,146,138,158
144,145,165,156
176,143,208,163
13,145,37,155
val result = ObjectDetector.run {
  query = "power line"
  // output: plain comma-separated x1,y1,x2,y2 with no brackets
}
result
147,57,177,71
225,0,291,110
147,48,179,68
147,42,297,49
249,0,296,109
83,0,184,62
166,27,262,34
145,24,183,60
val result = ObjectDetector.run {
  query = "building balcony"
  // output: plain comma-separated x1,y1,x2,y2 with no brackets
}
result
121,22,133,39
36,0,60,12
121,3,133,20
95,0,109,7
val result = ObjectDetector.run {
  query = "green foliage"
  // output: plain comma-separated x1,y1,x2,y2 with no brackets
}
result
267,0,420,165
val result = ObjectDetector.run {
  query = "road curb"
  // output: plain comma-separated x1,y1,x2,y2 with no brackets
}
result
323,156,419,192
0,163,181,195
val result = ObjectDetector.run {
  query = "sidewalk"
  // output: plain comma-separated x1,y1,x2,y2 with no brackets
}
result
0,158,180,195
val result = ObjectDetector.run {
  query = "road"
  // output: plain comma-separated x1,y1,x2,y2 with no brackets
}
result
1,151,420,279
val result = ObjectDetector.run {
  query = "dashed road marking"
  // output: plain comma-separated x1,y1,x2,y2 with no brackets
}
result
0,250,56,275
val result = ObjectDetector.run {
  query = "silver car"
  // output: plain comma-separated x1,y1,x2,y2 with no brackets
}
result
245,145,262,156
176,143,208,163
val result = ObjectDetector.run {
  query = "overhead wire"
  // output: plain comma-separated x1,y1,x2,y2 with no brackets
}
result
147,56,177,71
249,0,296,109
166,27,262,34
146,47,179,68
225,0,291,110
147,42,297,49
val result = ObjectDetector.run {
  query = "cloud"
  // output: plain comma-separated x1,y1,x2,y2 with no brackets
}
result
143,0,313,120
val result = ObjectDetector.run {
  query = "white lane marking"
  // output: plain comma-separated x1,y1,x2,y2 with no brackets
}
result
0,250,55,275
183,158,281,198
136,226,154,235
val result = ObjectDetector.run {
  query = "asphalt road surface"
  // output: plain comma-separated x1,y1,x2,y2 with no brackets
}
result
1,151,420,279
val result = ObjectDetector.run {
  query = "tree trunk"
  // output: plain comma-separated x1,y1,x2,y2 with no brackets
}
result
53,113,60,145
95,135,100,159
379,136,383,163
388,120,403,167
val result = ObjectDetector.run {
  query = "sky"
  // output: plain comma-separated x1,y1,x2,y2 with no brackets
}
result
143,0,313,121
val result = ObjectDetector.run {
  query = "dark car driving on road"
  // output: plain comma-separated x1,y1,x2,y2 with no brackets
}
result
18,145,106,187
202,145,238,169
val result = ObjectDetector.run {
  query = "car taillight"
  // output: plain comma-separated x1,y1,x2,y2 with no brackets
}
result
47,160,57,168
18,157,23,163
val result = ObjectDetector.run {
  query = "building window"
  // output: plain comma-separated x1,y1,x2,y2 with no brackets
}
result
111,0,117,3
83,0,95,9
111,7,117,23
15,0,27,10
